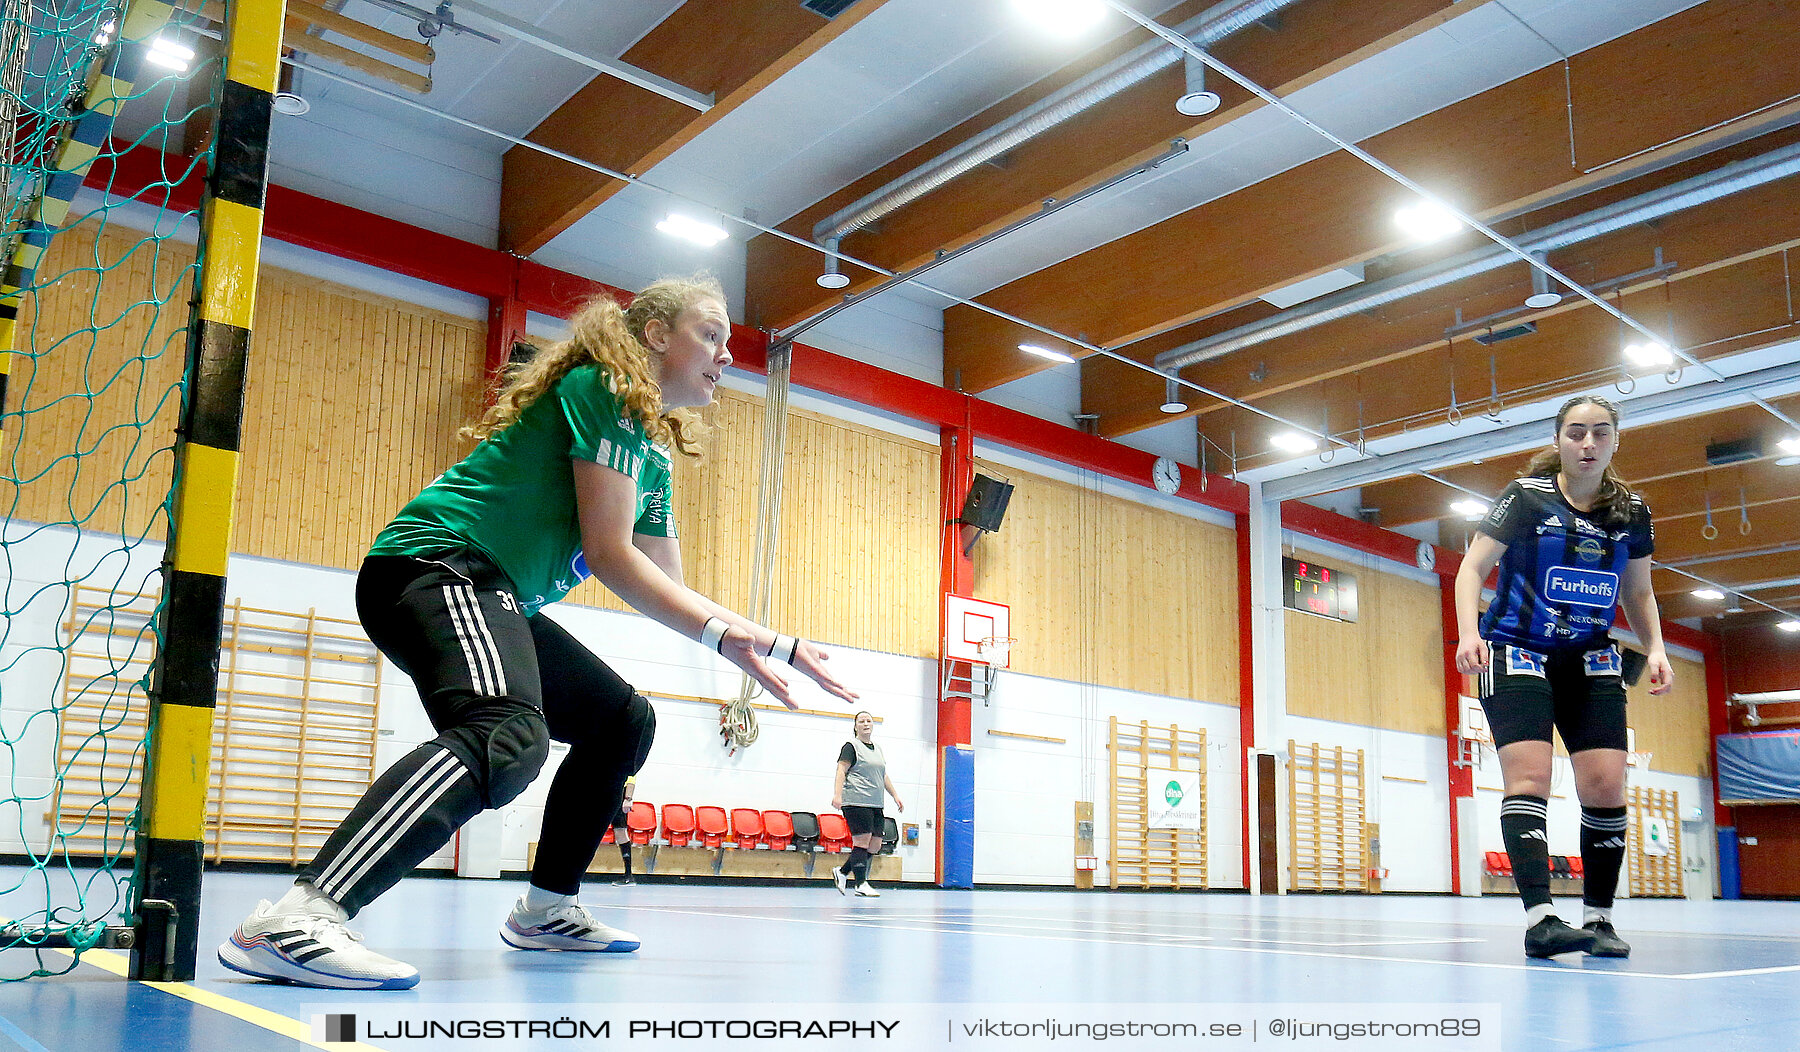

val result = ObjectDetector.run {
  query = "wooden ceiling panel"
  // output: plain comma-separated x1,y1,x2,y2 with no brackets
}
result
1645,502,1800,564
946,0,1800,393
1186,263,1794,468
743,0,1467,334
500,0,882,255
1097,157,1800,437
1639,459,1800,525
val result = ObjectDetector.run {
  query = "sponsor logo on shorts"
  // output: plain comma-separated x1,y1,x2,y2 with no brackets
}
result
1584,646,1622,678
1544,566,1619,607
1595,837,1626,849
1519,829,1547,842
1504,645,1547,678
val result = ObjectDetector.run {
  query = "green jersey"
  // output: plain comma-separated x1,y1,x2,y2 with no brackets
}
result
369,363,676,615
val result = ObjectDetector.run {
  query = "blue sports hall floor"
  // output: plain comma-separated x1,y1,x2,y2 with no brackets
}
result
2,868,1798,1051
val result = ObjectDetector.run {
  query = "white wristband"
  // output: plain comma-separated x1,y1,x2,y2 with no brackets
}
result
700,617,728,654
767,634,799,664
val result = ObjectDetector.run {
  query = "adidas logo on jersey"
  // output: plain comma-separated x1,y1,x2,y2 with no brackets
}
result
1542,515,1562,528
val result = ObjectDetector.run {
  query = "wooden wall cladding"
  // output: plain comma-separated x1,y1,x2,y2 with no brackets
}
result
970,468,1238,703
1284,567,1446,736
10,219,486,571
1630,654,1709,778
564,388,941,661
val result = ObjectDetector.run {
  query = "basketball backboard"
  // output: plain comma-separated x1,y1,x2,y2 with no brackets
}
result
944,594,1011,668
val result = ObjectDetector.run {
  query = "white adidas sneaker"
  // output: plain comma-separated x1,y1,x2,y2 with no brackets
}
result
500,898,641,952
854,882,882,897
218,899,419,990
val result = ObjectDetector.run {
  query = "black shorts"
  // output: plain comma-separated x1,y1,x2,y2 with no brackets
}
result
1478,641,1629,753
842,805,883,838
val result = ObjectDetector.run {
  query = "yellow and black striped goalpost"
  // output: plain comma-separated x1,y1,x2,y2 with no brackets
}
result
133,0,284,983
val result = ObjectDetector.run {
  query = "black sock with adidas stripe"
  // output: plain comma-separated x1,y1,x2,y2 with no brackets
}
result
1580,805,1629,910
1501,794,1552,911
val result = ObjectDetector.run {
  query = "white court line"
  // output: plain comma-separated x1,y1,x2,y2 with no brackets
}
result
1230,936,1486,947
721,908,1481,947
628,904,1800,981
875,915,1471,948
763,906,1800,949
895,918,1214,941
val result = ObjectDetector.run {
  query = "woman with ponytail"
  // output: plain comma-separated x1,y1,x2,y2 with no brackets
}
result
1454,395,1672,960
221,276,855,991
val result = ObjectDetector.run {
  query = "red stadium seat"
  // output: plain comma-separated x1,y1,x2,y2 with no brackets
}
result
1484,851,1504,876
661,803,695,847
817,812,853,853
626,801,657,845
1568,856,1584,879
1499,853,1512,877
762,810,794,851
601,825,616,845
696,805,729,849
729,808,765,849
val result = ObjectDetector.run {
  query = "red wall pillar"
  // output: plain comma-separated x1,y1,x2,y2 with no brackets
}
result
484,257,526,401
1235,512,1255,889
1440,578,1475,894
935,418,976,883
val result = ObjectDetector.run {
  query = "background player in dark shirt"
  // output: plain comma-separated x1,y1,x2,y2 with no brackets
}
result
1455,396,1672,959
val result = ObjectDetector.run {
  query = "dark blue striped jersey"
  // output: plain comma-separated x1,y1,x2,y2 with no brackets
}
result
1476,476,1654,651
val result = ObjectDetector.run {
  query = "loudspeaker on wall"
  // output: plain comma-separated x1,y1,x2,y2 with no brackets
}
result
960,473,1014,533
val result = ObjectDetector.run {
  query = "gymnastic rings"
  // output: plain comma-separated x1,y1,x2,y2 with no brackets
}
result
1447,401,1464,426
1702,493,1718,541
1614,372,1637,395
1739,488,1753,536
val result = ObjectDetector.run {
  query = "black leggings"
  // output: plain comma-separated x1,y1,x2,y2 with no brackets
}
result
298,551,654,913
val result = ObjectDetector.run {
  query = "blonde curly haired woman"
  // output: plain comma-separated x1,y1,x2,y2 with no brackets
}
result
221,276,855,990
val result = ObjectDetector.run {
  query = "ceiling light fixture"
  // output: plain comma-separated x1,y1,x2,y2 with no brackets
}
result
1159,376,1188,414
1524,252,1563,308
1269,432,1318,454
1011,0,1107,36
1622,341,1675,368
1019,342,1076,364
1450,498,1489,520
273,63,309,116
816,258,849,289
146,35,195,71
1175,54,1221,116
1778,437,1800,455
1692,588,1725,601
1393,201,1463,243
655,212,728,247
1778,619,1800,633
817,236,849,289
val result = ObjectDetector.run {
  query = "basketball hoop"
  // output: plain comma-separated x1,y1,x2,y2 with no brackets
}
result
975,635,1016,669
